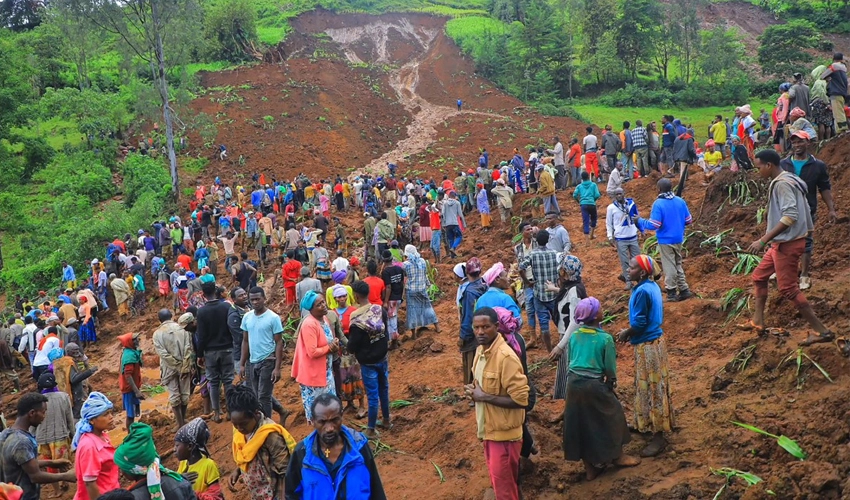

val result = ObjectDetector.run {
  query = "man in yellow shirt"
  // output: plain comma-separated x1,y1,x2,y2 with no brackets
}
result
710,114,727,158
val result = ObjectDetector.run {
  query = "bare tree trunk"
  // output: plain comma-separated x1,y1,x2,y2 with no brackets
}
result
151,0,178,201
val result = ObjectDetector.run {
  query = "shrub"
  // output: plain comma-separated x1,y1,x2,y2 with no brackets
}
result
597,83,674,108
34,151,114,203
122,153,171,207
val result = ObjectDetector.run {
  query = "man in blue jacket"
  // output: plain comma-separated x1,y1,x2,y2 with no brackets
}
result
636,179,694,302
458,258,488,390
285,393,386,500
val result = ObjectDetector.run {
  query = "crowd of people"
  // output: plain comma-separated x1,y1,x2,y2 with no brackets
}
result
0,55,846,500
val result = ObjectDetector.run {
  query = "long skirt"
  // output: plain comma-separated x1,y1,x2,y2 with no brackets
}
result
339,353,365,403
177,288,189,311
79,318,97,343
419,226,432,242
553,344,569,400
563,374,630,463
133,290,147,313
633,338,675,434
300,380,336,421
406,289,438,329
811,99,833,126
39,438,71,473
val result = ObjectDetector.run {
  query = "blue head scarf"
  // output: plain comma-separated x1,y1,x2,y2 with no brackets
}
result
72,392,114,450
47,348,64,363
301,290,320,312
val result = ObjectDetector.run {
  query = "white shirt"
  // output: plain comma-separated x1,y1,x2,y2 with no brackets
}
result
136,248,148,263
583,134,599,151
606,200,639,240
18,324,38,353
332,257,350,272
33,335,60,367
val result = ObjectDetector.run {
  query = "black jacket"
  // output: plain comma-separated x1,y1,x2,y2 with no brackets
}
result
195,299,232,357
347,308,389,366
779,155,831,215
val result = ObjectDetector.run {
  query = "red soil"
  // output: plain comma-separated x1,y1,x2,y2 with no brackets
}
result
4,10,850,500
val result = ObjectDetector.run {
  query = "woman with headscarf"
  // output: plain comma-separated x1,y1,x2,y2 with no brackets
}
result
788,107,818,140
35,372,74,498
110,273,131,318
313,240,332,283
72,392,120,500
475,262,521,319
773,85,791,152
492,306,538,470
547,254,589,400
194,241,209,271
187,271,208,310
347,281,391,438
563,297,640,480
401,244,440,338
329,284,367,418
53,343,97,420
325,270,354,310
738,104,757,157
114,423,195,500
809,65,833,140
616,255,673,458
175,418,223,500
131,269,146,315
291,290,339,422
77,295,96,349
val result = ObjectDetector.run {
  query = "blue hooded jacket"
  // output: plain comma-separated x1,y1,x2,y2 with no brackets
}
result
285,426,386,500
459,278,488,342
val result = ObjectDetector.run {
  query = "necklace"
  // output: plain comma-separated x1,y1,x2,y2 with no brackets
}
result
323,447,331,458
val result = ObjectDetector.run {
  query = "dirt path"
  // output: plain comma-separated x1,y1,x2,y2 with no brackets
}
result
324,19,504,174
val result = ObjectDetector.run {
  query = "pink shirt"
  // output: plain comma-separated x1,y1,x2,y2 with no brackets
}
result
291,315,332,387
74,432,120,500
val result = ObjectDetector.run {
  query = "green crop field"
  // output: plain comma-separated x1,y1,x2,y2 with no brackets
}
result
572,100,775,143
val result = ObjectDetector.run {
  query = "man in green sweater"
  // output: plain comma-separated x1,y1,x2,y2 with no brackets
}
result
573,171,602,243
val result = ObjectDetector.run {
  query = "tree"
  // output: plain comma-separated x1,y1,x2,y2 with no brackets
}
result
577,0,619,84
670,0,703,83
698,26,746,81
68,0,203,200
0,0,45,31
757,20,823,77
616,0,660,79
203,0,259,61
487,0,529,23
652,11,679,81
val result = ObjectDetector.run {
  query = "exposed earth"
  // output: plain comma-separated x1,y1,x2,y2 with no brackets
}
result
4,9,850,500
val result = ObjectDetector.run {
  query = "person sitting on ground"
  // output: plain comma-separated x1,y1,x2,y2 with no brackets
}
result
284,393,387,499
562,297,640,480
114,423,195,500
175,418,223,500
701,140,724,184
227,384,296,500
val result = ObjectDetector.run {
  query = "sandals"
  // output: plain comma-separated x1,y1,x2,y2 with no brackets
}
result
799,331,836,347
736,320,766,336
837,337,850,357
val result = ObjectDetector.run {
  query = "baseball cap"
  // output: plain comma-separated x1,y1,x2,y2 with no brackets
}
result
790,130,811,140
466,257,482,274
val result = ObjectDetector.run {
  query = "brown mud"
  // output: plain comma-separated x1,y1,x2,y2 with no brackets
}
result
3,9,850,500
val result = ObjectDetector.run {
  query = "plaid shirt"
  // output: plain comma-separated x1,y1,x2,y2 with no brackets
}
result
518,247,559,302
403,259,429,293
632,126,648,149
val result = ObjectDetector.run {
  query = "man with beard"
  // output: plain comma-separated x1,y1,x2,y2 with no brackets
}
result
284,393,386,499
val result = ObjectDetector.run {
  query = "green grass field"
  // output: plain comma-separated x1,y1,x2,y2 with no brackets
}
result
10,117,84,150
573,100,774,143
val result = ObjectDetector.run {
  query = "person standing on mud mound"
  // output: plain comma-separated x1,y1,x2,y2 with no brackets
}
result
616,255,674,458
546,136,567,190
779,131,838,291
441,191,466,259
742,149,838,348
464,307,529,500
195,281,235,423
457,98,463,111
152,309,194,430
285,393,386,500
518,231,559,352
635,179,694,303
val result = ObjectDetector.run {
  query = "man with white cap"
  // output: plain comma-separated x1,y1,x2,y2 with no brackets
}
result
153,308,194,429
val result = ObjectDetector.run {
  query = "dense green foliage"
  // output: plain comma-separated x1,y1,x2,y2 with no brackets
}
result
445,0,834,110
